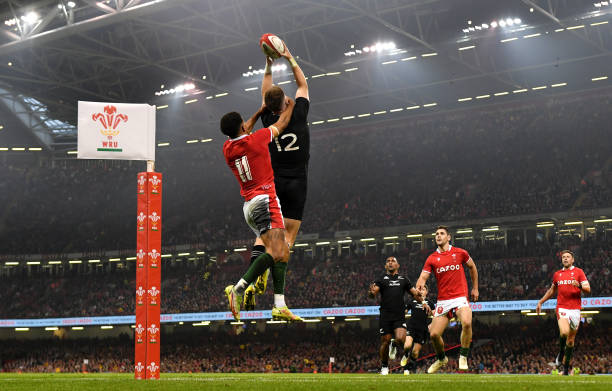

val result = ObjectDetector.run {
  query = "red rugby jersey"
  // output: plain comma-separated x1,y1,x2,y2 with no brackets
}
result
553,266,588,310
423,245,471,301
223,128,276,201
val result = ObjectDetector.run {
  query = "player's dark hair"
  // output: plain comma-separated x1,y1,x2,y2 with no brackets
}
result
264,86,285,113
220,112,243,138
560,249,574,258
436,225,450,234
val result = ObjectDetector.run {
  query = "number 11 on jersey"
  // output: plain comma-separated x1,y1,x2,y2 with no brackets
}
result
235,156,252,182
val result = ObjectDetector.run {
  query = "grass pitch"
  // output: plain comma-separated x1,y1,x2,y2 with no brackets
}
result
0,373,610,391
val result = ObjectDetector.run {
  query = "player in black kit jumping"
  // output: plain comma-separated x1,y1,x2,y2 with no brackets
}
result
244,40,310,311
369,256,427,375
400,285,433,374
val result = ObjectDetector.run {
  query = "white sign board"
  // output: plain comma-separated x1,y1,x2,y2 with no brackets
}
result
77,101,156,161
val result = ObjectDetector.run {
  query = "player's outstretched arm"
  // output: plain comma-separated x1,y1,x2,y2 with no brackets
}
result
415,271,430,291
281,47,308,100
368,283,380,299
465,258,479,302
261,57,274,105
243,104,266,133
270,97,295,138
536,283,557,314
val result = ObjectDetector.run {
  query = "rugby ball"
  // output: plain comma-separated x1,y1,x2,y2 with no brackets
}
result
259,33,286,59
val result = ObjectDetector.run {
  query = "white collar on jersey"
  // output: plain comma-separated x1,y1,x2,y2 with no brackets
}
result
229,134,248,141
436,245,452,253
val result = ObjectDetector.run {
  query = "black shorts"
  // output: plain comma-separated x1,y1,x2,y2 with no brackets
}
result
379,318,407,335
407,328,428,345
274,175,307,221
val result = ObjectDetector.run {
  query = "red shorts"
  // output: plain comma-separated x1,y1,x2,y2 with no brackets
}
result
242,193,285,236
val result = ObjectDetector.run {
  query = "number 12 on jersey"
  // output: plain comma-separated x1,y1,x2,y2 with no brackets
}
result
235,156,252,182
274,133,299,152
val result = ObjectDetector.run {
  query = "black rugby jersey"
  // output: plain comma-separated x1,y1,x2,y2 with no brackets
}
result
261,97,310,177
373,273,413,319
406,299,432,331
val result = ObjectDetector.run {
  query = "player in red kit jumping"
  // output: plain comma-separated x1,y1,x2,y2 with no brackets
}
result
220,98,302,322
416,226,479,373
536,250,590,375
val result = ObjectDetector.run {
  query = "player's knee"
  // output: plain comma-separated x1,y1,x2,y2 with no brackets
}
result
559,330,569,338
430,330,441,340
461,319,472,330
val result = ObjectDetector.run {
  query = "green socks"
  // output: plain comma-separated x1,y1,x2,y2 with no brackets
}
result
564,345,574,367
272,261,288,294
242,253,274,283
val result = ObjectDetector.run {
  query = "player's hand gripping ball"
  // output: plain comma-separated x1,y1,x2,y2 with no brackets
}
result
259,33,286,59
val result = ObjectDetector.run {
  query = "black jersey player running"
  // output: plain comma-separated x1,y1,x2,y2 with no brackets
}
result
400,285,433,374
244,40,310,311
369,256,427,375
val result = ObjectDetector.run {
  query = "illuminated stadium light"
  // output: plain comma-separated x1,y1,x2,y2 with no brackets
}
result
161,254,172,258
5,262,19,266
476,94,490,99
406,234,422,238
157,142,170,147
303,319,322,323
555,28,565,32
21,12,39,25
536,222,554,227
592,76,608,81
201,139,212,143
230,321,244,325
551,83,567,88
267,320,288,324
389,108,403,113
526,313,546,316
381,60,397,65
184,99,197,104
26,261,41,265
178,252,190,256
500,37,518,43
155,83,195,96
45,327,59,331
242,63,287,77
109,258,121,262
326,317,335,320
401,56,417,61
15,328,30,332
383,236,399,240
566,25,585,30
580,310,599,314
311,120,324,125
523,33,541,38
185,140,198,144
234,248,247,252
494,92,509,96
68,260,82,264
360,238,376,242
244,87,257,91
337,239,352,244
4,18,17,26
532,86,547,90
293,243,308,247
591,21,609,26
594,218,612,223
28,147,42,151
423,103,437,107
11,147,25,151
327,118,339,122
421,52,437,57
71,327,84,330
564,221,583,226
215,93,228,98
277,80,291,85
48,261,62,265
521,310,531,313
458,45,475,51
345,67,358,72
315,241,330,246
0,148,8,151
406,105,420,110
88,259,100,263
482,226,500,232
513,88,528,93
345,318,361,321
342,116,355,120
373,111,386,115
100,325,113,329
456,229,473,234
357,113,371,117
192,322,210,326
196,251,206,255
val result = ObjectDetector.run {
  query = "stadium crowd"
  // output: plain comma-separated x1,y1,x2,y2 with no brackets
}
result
0,90,611,255
1,320,610,374
1,238,609,318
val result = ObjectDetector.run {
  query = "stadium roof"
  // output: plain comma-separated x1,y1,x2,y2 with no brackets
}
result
0,0,610,156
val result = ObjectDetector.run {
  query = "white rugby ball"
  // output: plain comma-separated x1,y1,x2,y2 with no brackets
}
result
259,33,285,59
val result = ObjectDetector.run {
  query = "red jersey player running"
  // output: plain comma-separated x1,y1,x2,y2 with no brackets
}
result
220,98,302,322
416,226,479,373
536,250,590,375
